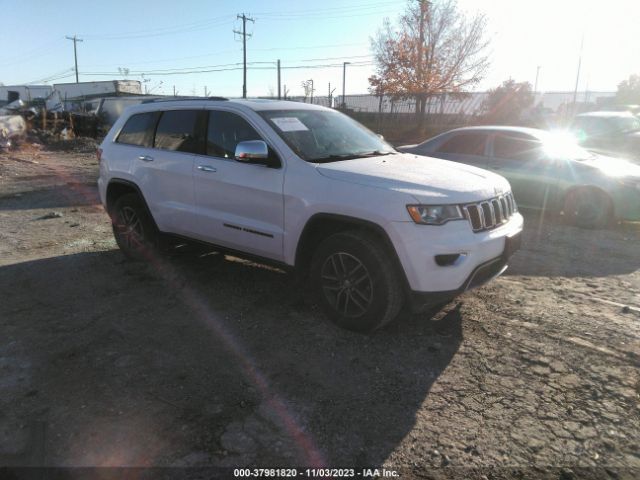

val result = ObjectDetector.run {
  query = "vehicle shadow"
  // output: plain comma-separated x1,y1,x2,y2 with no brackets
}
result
0,183,100,211
0,249,462,468
505,209,640,277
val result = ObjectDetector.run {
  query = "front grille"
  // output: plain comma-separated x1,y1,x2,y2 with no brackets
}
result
463,192,517,232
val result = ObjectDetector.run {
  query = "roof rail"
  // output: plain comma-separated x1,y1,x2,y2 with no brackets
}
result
141,96,229,104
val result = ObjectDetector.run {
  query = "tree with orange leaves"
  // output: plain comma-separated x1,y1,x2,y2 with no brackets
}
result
369,0,490,119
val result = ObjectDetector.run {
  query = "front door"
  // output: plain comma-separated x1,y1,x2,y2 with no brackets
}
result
487,132,560,210
192,110,285,261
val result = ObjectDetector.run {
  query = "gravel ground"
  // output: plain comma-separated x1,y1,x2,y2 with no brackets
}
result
0,147,639,479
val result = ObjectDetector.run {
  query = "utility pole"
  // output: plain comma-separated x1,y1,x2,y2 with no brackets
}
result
572,35,584,111
277,59,281,100
534,65,541,93
65,35,83,83
234,13,254,99
342,61,350,108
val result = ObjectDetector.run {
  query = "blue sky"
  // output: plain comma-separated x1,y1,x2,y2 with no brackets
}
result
1,0,639,97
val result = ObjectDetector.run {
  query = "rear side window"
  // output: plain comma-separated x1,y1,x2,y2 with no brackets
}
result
206,111,262,158
154,110,203,153
437,133,487,155
116,112,159,147
493,134,542,161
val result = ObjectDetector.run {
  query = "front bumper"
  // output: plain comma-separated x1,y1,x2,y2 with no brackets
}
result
410,253,511,311
387,212,523,302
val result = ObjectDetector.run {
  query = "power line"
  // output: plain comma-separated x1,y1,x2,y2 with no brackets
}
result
79,16,235,40
80,61,374,78
253,1,399,16
80,58,373,77
256,8,399,21
26,68,75,84
252,42,367,52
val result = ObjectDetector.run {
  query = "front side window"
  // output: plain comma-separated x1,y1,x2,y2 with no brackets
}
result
154,110,202,153
437,133,487,155
206,111,263,158
116,112,159,147
609,116,640,133
258,109,394,162
493,134,542,162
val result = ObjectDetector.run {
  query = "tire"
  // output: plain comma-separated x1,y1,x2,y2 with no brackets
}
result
310,230,404,332
111,193,159,260
563,188,612,229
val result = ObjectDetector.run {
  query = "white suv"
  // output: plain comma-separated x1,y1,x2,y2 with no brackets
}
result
98,98,523,331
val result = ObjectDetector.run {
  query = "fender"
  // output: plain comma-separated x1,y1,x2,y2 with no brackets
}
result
294,212,411,293
106,178,160,231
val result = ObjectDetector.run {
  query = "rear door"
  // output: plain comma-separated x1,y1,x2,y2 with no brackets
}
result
486,132,560,210
132,108,204,236
192,109,285,261
427,131,490,168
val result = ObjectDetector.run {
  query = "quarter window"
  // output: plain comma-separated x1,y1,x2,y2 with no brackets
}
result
154,110,202,153
206,111,262,158
437,133,487,155
116,112,159,147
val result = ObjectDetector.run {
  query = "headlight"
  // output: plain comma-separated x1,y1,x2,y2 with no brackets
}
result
407,204,464,225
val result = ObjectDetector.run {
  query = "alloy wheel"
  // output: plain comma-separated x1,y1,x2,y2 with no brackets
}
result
320,252,373,317
115,206,145,250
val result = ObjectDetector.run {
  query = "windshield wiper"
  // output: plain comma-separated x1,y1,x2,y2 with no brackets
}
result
313,151,396,163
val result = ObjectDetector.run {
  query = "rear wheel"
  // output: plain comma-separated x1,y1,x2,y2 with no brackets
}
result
310,230,404,332
563,188,612,229
111,193,159,260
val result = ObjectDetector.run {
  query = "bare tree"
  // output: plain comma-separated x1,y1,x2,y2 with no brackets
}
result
369,0,490,118
616,74,640,104
482,79,534,125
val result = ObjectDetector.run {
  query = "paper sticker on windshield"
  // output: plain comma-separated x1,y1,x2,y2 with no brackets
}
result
271,117,309,132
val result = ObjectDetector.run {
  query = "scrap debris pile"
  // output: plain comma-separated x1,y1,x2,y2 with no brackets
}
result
0,99,100,151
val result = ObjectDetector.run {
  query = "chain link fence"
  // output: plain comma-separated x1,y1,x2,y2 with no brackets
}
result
264,91,616,144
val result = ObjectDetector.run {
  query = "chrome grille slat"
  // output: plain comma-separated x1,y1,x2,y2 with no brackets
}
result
463,192,516,233
491,199,502,223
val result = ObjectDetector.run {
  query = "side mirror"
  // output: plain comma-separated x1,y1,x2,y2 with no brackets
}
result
235,140,268,161
377,134,385,141
234,140,279,168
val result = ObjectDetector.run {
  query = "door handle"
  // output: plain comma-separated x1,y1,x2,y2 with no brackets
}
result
197,165,217,172
138,155,154,162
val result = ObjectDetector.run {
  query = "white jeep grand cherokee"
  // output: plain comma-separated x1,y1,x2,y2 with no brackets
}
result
98,98,523,331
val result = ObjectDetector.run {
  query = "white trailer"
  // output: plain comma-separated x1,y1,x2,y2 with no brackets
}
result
0,85,53,103
52,80,142,100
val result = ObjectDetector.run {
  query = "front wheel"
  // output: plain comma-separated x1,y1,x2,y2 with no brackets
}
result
310,231,404,332
563,188,612,229
111,193,159,260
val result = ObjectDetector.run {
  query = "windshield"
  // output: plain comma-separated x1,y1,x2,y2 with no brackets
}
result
259,109,395,162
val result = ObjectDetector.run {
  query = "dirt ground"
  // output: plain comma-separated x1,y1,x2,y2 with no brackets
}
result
0,146,639,479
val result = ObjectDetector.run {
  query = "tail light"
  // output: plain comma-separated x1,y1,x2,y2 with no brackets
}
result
97,147,103,163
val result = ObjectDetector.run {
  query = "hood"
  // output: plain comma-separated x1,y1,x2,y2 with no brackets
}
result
316,153,511,204
578,154,640,179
